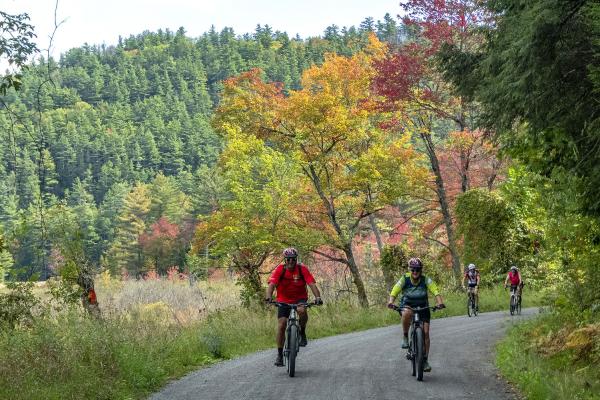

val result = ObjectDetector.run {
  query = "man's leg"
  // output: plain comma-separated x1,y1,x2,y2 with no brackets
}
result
298,305,308,346
474,286,479,310
275,317,287,366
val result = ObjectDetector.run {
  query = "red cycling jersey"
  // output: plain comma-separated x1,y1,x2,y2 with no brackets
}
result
268,263,316,303
507,271,521,286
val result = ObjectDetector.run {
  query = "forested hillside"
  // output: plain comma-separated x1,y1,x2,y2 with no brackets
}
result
0,16,400,280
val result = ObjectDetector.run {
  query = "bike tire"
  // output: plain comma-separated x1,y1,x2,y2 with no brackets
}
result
287,324,298,377
415,327,425,381
467,295,472,317
415,328,425,381
409,326,416,376
517,296,522,315
509,295,515,316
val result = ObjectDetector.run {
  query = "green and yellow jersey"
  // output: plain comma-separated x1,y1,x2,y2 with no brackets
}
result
390,272,440,307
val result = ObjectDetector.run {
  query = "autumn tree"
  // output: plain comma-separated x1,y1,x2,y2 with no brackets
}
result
193,127,309,306
214,36,427,307
372,0,499,279
139,216,180,274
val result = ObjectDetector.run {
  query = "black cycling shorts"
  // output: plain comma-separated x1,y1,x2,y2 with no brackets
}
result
277,299,308,319
401,302,431,323
468,282,477,288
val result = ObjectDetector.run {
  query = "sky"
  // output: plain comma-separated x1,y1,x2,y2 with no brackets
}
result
2,0,402,64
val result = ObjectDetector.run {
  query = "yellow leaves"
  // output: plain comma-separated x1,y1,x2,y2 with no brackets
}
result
363,33,388,62
447,129,479,151
214,68,282,138
565,324,600,358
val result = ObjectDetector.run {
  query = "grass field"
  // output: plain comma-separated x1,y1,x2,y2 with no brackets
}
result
0,278,545,400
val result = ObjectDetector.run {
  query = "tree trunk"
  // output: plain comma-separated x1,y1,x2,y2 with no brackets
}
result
369,214,394,289
305,164,369,307
420,132,462,280
368,213,384,254
343,243,369,308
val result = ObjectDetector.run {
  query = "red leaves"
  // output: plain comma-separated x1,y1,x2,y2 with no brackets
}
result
401,0,489,50
139,217,180,246
372,43,425,104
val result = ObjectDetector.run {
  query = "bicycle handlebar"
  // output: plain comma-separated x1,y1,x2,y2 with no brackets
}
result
270,301,320,308
389,304,442,312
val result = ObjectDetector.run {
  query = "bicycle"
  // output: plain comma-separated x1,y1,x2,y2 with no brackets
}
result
272,301,318,377
390,304,440,381
466,286,478,317
507,285,521,315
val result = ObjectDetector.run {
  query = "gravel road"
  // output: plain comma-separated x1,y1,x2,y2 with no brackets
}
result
150,308,538,400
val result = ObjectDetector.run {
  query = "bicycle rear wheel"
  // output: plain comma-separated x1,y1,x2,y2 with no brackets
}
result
287,324,298,377
415,327,425,381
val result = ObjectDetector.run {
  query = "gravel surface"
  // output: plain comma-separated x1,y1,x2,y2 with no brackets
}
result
149,308,538,400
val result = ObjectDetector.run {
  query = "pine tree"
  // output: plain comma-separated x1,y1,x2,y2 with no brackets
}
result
107,184,150,276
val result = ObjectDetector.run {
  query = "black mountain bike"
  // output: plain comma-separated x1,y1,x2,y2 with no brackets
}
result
390,304,439,381
467,287,478,317
508,285,521,316
273,301,318,377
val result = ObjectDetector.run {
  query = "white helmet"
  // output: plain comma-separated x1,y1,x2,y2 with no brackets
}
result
468,263,476,271
510,265,518,272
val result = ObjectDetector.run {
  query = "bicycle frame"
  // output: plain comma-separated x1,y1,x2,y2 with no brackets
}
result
273,302,317,377
391,304,437,381
467,288,478,317
509,286,521,315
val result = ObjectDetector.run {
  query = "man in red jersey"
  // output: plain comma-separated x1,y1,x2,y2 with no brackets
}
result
265,248,322,367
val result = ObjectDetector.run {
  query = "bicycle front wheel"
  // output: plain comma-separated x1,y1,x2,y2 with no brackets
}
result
287,324,298,377
467,295,472,317
409,326,416,377
509,295,515,315
415,327,425,381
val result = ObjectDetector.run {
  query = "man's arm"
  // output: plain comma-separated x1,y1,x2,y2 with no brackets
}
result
476,273,481,285
308,282,321,301
265,282,276,301
462,274,467,288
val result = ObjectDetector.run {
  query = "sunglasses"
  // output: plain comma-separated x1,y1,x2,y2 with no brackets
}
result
285,257,297,262
410,268,422,273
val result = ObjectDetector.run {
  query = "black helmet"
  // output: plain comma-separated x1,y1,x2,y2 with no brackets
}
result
282,248,298,258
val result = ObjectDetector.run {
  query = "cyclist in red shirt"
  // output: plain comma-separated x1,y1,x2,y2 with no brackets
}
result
504,265,523,297
265,248,322,367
